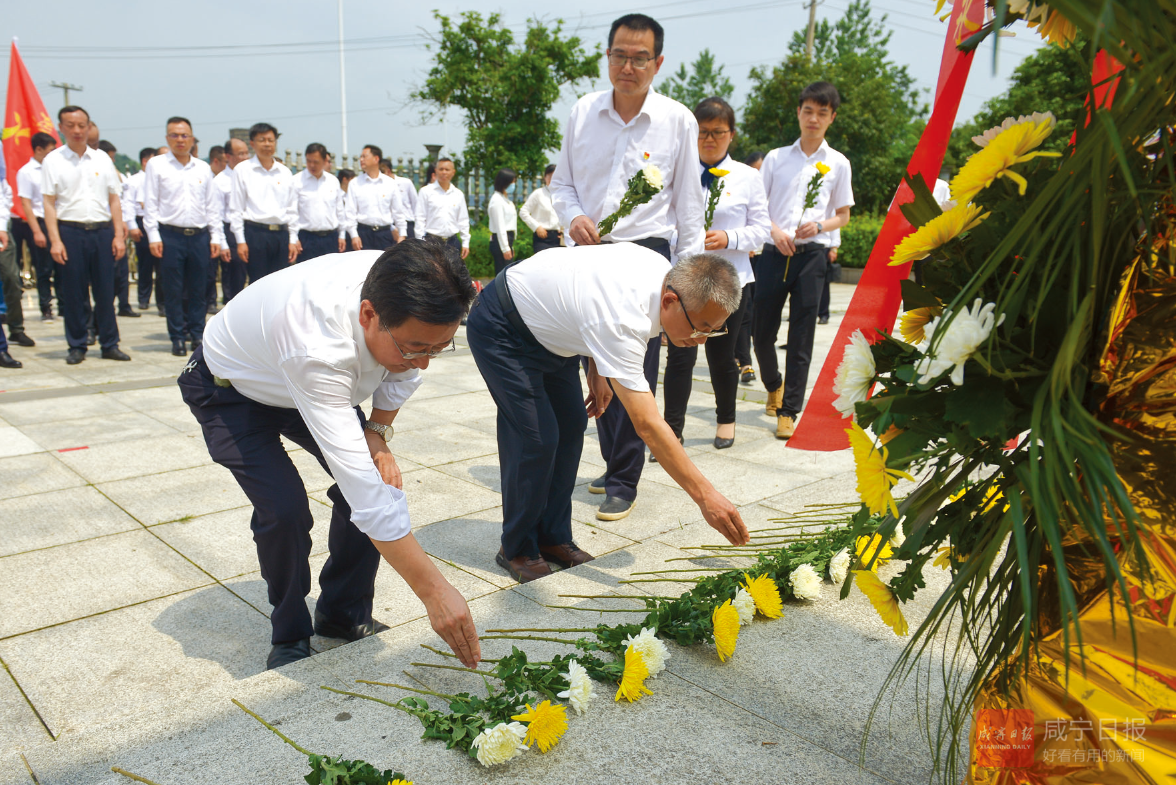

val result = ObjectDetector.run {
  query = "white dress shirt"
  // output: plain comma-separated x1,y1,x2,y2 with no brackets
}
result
507,244,668,392
214,169,234,228
118,172,137,230
414,182,471,248
760,139,854,248
228,156,297,243
703,155,770,287
293,169,348,239
142,151,225,246
347,172,406,239
40,144,122,223
1,180,11,216
16,159,45,219
127,170,147,220
519,185,561,233
393,175,418,221
932,178,952,208
550,89,704,260
202,250,422,542
487,191,518,253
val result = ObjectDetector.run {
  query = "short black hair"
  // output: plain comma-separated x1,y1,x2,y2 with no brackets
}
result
58,105,89,122
166,116,192,130
436,157,454,166
97,139,116,154
609,14,664,58
379,158,393,171
361,239,475,328
31,132,56,152
424,163,436,182
139,147,156,163
338,168,356,181
742,151,765,167
363,144,383,160
493,168,516,193
249,122,279,140
798,81,841,112
209,145,225,161
694,96,736,133
544,163,556,177
305,142,328,159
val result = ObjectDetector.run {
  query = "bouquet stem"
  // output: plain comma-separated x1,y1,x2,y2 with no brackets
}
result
409,661,497,678
542,604,648,613
111,768,164,785
419,643,501,663
352,681,458,702
558,594,674,600
480,634,582,644
320,685,408,711
231,698,313,756
485,627,596,634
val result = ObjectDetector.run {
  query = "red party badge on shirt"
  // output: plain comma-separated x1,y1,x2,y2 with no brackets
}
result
642,152,650,160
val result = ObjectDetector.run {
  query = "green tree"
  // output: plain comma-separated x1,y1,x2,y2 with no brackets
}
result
413,11,600,177
740,0,927,213
658,49,734,109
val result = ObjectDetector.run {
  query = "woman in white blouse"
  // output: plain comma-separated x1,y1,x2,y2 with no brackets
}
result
487,168,518,275
661,97,771,450
520,163,561,254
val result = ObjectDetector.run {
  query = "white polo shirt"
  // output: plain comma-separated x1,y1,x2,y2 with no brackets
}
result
142,151,225,246
16,158,46,218
292,168,349,239
228,156,298,243
760,138,854,248
506,243,667,392
414,182,471,248
40,144,122,223
702,155,771,287
202,250,422,542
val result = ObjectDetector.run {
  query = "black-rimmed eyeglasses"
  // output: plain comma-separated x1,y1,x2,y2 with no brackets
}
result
383,324,456,359
667,285,728,339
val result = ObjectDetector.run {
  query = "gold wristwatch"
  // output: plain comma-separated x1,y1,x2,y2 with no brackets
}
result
364,421,394,442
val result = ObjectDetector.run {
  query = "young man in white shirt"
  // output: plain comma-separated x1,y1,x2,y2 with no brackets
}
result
15,132,58,323
347,144,404,253
754,81,854,439
293,143,349,262
215,138,250,305
391,166,418,243
520,163,562,253
414,158,470,258
97,139,142,320
180,243,481,671
467,247,749,583
228,122,298,282
549,12,705,521
127,147,159,313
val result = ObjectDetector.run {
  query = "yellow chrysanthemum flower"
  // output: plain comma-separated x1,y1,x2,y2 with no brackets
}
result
708,167,730,177
741,573,784,619
889,203,988,267
712,600,741,662
932,546,971,570
511,700,568,752
1027,8,1076,47
388,780,413,785
854,533,894,570
815,161,831,176
900,305,943,344
846,422,916,518
854,570,909,636
950,117,1062,204
615,645,653,703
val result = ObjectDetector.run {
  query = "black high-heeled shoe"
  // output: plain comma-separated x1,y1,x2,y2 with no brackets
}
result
714,436,735,449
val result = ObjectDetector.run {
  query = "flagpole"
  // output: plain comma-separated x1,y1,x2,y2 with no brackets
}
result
338,0,348,159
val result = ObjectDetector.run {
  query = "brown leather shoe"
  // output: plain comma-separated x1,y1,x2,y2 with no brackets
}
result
776,414,796,440
539,541,595,569
765,387,784,416
495,548,552,583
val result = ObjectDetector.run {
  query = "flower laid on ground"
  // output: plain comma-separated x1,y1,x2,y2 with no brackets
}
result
732,586,756,625
557,660,594,716
932,546,971,570
889,202,989,267
388,779,413,785
789,563,823,601
511,700,568,753
854,570,909,636
915,298,1005,386
832,330,876,418
622,627,669,677
742,573,784,619
847,423,916,519
829,548,851,584
598,164,664,236
854,532,894,570
951,114,1061,203
471,721,529,767
712,600,741,662
900,305,943,345
615,645,654,703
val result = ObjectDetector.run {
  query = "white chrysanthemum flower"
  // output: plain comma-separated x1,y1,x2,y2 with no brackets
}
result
832,330,876,418
557,660,594,716
789,563,823,601
642,163,664,190
829,548,851,584
915,298,1005,387
471,721,529,767
732,586,756,625
972,111,1056,148
622,627,669,677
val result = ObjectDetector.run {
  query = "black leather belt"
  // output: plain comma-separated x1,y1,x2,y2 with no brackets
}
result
360,223,390,232
300,228,335,237
160,224,208,236
245,220,286,232
492,267,541,347
604,236,670,254
59,220,112,231
426,233,457,243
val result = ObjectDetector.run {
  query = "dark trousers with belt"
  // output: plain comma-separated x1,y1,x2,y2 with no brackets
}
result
298,230,339,262
489,231,515,275
243,223,289,282
221,223,246,303
531,229,561,254
133,216,159,309
179,346,381,644
58,223,119,352
663,281,753,436
426,234,462,256
358,224,395,252
467,277,585,560
160,226,211,342
12,217,54,315
752,244,827,418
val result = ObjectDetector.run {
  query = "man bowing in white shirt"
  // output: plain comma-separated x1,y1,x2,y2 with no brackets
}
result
179,241,481,670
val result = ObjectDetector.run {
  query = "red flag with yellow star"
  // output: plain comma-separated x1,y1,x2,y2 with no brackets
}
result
4,40,60,221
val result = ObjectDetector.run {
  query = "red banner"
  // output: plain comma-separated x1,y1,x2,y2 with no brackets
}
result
3,41,60,221
787,0,984,452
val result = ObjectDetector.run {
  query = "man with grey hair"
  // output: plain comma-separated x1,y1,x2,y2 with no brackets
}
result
466,243,749,583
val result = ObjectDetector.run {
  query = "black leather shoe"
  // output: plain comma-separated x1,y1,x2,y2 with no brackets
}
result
740,365,756,385
313,610,389,642
8,331,34,347
597,496,634,521
157,308,166,317
818,315,830,325
66,348,86,365
172,340,186,357
101,347,131,361
0,351,22,369
267,638,311,670
714,436,735,449
118,308,141,318
649,435,683,463
190,337,202,349
588,475,607,495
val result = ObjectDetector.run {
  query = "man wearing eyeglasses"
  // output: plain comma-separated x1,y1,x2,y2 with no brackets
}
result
180,242,482,672
467,246,749,583
549,12,706,523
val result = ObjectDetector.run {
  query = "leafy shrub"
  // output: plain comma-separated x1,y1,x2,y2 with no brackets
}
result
837,213,885,268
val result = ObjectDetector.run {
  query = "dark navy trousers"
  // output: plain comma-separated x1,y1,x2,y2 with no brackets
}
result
357,224,395,252
467,280,586,560
159,226,211,342
178,346,381,644
221,223,246,303
58,223,119,352
243,224,289,282
297,230,339,262
134,216,160,309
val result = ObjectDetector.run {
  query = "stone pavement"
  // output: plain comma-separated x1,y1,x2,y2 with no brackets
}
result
0,281,960,784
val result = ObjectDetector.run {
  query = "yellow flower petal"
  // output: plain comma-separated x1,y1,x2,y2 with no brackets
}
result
708,167,730,177
950,117,1062,204
854,570,908,636
899,305,942,344
615,645,653,703
846,423,916,518
889,203,989,266
854,533,894,570
1027,8,1076,47
742,573,784,619
815,161,831,176
511,700,568,752
712,600,741,662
